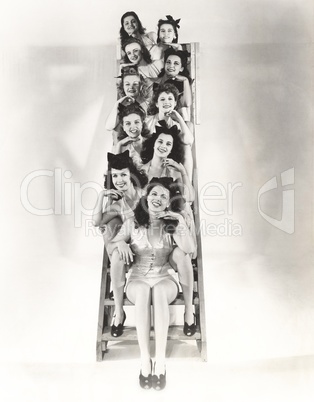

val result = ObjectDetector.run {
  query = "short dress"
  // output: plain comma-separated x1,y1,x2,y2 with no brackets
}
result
126,222,179,292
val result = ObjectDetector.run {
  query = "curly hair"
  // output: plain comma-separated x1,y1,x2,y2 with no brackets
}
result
117,102,150,141
158,48,192,83
134,180,185,234
104,156,148,190
147,82,179,116
116,71,151,102
157,16,180,44
119,11,146,43
140,127,185,165
122,37,152,65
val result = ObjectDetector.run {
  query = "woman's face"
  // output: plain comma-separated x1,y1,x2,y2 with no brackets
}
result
122,113,143,139
156,91,176,114
159,23,176,44
123,74,140,98
153,133,173,158
147,185,170,212
123,15,138,36
165,55,183,77
111,168,131,191
125,43,142,64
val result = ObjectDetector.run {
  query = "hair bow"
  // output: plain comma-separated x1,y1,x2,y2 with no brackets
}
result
118,101,146,119
164,47,190,63
155,121,180,136
107,150,130,169
149,176,174,188
166,15,181,29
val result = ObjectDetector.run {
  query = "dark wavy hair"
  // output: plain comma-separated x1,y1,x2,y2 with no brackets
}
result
158,48,192,83
104,156,148,190
147,82,180,116
140,127,185,165
157,16,180,44
116,70,151,102
120,11,146,43
134,180,185,234
117,103,150,141
122,37,152,65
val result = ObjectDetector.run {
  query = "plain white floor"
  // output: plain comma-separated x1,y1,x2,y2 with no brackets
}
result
1,1,314,401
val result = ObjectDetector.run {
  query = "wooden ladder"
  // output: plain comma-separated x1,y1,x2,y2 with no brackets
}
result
96,42,207,362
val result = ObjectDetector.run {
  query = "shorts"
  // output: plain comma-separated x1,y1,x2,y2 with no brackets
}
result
125,273,179,303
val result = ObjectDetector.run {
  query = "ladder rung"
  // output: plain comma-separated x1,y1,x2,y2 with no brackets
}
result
101,325,201,344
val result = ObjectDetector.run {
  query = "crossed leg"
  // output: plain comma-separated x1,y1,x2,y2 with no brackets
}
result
103,217,125,326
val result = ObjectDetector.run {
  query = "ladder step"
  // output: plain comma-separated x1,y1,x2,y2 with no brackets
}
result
101,325,201,344
104,292,200,306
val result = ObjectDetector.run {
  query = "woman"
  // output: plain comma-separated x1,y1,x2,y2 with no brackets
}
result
105,66,152,132
140,122,194,202
119,11,157,56
111,103,150,167
140,123,197,322
92,151,148,337
107,177,195,390
146,83,194,179
156,47,192,123
121,37,164,79
150,15,183,61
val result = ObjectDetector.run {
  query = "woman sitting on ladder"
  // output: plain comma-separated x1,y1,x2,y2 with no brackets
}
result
107,177,195,390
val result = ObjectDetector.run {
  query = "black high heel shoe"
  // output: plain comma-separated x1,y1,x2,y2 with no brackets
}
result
139,360,152,390
152,372,166,391
183,313,196,337
111,311,126,337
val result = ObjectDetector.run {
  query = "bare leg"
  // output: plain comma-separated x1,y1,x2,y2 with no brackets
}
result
127,281,152,376
169,247,194,325
152,279,177,375
103,217,125,326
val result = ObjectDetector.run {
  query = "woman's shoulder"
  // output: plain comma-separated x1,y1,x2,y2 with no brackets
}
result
142,31,157,44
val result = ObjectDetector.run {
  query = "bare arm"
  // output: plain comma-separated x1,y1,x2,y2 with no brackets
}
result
107,218,134,264
92,189,124,226
156,212,195,254
163,159,195,202
169,110,194,145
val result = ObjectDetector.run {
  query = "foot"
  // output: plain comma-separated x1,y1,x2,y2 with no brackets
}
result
111,310,126,337
184,310,195,326
141,358,152,377
112,309,125,326
183,312,196,337
139,359,152,390
152,362,166,391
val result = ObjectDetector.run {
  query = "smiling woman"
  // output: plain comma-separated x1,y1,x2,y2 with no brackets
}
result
121,37,164,79
92,151,148,337
107,177,195,389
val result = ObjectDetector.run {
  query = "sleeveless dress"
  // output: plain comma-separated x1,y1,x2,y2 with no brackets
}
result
125,222,179,291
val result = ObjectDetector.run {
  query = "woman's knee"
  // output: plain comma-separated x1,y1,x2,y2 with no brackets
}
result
127,281,151,305
153,280,177,304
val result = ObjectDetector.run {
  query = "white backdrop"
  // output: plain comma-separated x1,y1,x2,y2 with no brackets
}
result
0,1,313,401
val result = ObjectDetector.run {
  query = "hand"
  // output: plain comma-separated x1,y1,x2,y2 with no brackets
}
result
106,189,124,201
168,109,182,122
116,241,134,265
118,95,135,106
175,74,188,82
155,210,182,222
162,158,183,172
